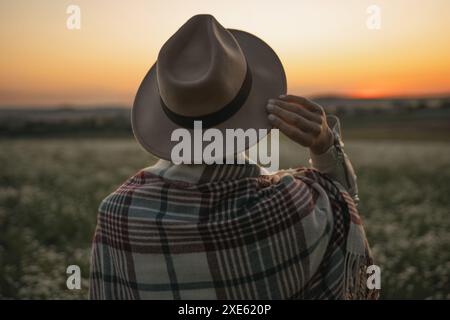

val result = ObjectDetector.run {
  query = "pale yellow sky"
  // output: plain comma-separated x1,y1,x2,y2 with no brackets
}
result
1,0,450,106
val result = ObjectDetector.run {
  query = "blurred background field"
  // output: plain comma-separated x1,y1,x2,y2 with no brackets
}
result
1,103,449,299
2,0,450,301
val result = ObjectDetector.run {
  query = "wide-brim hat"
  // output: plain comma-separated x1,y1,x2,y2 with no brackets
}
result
132,14,286,161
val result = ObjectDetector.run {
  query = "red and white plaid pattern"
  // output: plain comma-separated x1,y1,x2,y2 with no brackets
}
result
89,160,377,299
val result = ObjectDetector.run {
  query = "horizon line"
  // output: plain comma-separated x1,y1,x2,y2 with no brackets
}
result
1,91,450,110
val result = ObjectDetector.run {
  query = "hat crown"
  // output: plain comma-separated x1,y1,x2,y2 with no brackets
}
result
157,14,247,117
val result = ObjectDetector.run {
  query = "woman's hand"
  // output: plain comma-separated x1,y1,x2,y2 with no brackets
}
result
266,94,333,155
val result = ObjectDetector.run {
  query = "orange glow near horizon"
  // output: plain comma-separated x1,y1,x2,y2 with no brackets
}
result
1,0,450,107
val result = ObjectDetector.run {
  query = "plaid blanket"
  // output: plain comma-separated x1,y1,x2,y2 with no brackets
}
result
89,160,377,299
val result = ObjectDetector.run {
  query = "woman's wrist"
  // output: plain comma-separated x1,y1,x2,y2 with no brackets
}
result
310,127,334,155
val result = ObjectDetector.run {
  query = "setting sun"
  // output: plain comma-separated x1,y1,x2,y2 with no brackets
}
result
1,0,450,106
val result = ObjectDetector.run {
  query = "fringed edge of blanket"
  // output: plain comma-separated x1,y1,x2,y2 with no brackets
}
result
344,250,380,300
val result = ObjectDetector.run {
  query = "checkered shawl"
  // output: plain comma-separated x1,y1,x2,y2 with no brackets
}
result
89,160,377,299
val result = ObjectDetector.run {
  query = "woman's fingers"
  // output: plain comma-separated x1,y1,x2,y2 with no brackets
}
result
268,99,322,123
266,102,322,136
279,95,323,114
267,114,314,147
267,94,333,153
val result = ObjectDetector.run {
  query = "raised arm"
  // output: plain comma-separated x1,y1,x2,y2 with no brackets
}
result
266,95,359,203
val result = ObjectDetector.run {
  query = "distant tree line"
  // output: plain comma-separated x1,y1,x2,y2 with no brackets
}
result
1,102,449,138
0,115,133,138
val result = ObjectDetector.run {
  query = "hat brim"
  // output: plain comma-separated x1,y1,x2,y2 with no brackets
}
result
132,29,287,161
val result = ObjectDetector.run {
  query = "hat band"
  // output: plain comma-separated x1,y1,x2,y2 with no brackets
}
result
160,63,252,129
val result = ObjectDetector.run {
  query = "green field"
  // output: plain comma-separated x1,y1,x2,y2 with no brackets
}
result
1,138,449,299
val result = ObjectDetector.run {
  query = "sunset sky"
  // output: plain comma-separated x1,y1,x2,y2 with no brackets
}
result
1,0,450,107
